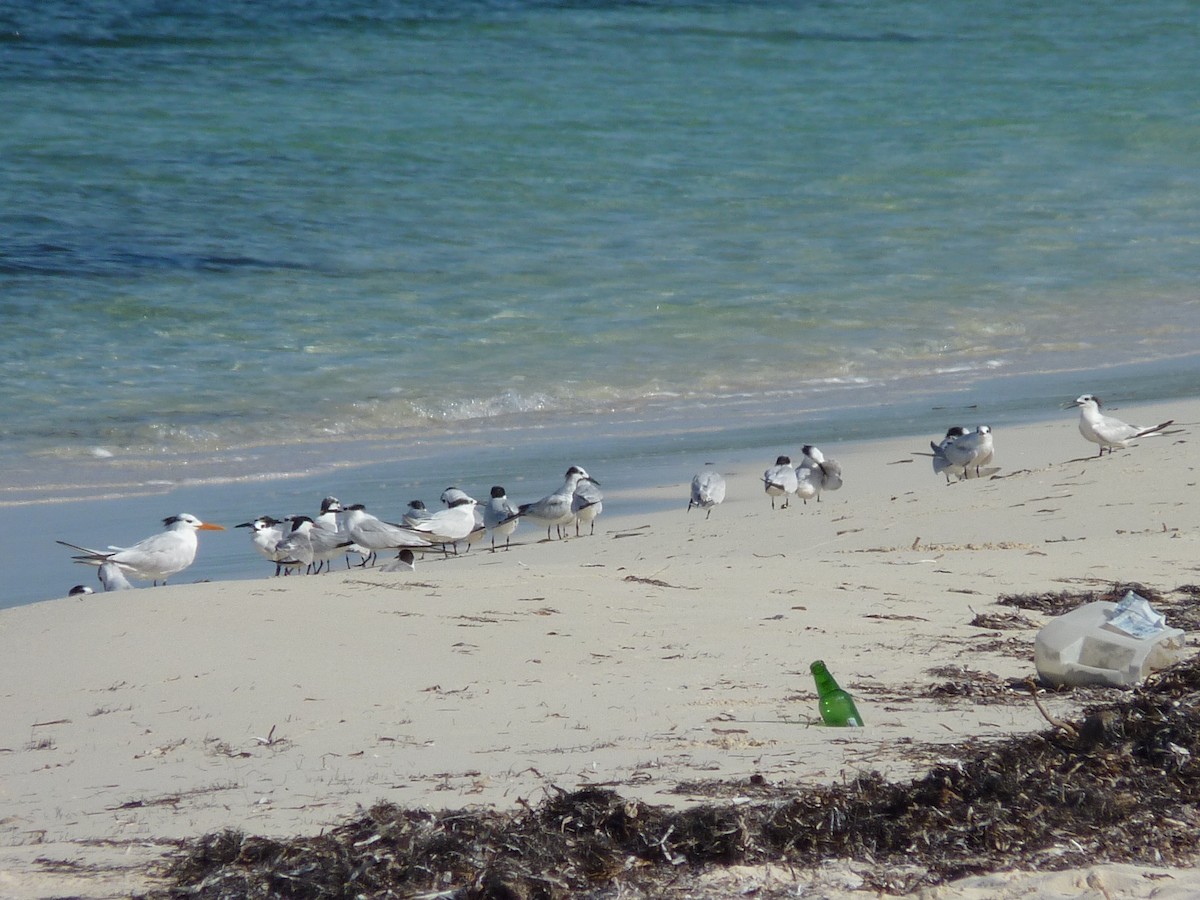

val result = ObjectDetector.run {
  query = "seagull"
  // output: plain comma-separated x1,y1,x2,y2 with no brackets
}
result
689,465,726,518
483,485,520,551
572,475,604,536
762,455,799,509
930,426,971,482
1071,394,1174,456
799,445,843,501
236,515,290,575
512,466,597,540
56,513,225,585
340,504,430,565
940,426,993,479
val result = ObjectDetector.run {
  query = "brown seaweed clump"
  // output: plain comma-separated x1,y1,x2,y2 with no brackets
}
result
157,653,1200,899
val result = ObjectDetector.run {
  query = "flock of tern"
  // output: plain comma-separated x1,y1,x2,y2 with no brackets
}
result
61,395,1176,594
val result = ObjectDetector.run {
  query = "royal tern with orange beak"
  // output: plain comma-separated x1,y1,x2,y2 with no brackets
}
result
1071,394,1174,456
57,513,224,585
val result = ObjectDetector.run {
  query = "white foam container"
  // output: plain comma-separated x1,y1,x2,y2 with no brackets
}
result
1034,600,1187,688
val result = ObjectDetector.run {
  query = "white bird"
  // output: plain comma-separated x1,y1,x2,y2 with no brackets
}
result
439,488,486,552
68,584,93,597
689,465,726,518
56,513,225,585
402,500,432,527
513,466,597,540
799,445,843,500
940,426,993,479
1071,394,1174,457
406,496,480,553
274,516,316,574
97,561,135,592
572,475,604,536
340,504,430,565
308,497,350,574
762,455,799,509
483,485,520,552
236,515,290,575
930,426,971,483
379,548,417,573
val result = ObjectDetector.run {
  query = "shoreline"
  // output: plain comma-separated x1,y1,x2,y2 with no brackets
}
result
1,394,1197,897
4,360,1199,610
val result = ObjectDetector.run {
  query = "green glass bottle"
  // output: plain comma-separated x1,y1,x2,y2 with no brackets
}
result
810,660,863,727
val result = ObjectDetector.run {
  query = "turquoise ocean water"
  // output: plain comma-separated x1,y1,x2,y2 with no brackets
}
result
2,1,1198,607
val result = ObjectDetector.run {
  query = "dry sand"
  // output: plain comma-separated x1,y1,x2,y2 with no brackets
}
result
1,397,1197,898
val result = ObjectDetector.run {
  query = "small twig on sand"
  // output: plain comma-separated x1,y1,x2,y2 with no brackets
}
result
1024,678,1078,735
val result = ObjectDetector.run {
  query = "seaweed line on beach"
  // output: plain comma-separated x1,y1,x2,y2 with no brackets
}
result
156,650,1200,899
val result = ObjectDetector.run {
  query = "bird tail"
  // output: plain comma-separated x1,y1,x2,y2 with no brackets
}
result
1134,419,1174,439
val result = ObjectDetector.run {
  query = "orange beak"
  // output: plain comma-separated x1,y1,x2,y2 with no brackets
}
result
198,523,225,531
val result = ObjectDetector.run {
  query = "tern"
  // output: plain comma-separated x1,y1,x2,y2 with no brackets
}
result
402,500,432,527
379,548,417,572
483,485,520,551
274,516,316,574
308,497,351,574
57,513,224,585
511,466,597,540
236,516,290,575
762,455,799,509
688,465,726,518
341,504,430,565
799,445,843,501
930,426,970,483
571,475,604,536
1071,394,1174,456
406,496,480,553
440,488,486,552
940,426,993,479
97,561,135,591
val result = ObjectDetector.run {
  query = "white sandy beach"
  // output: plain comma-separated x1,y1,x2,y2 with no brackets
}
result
1,397,1197,899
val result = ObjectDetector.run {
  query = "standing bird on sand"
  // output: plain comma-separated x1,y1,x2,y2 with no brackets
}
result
1071,394,1174,457
930,426,971,483
406,495,480,554
689,465,726,518
799,445,843,501
940,426,994,479
572,475,604,536
57,513,225,586
274,515,317,575
236,515,290,576
340,504,431,566
97,560,135,592
483,486,521,551
512,466,598,540
762,455,799,509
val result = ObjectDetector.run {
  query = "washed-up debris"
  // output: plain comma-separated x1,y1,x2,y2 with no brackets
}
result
158,653,1200,899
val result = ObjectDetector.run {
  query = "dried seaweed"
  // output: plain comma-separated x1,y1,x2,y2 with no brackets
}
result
156,653,1200,899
